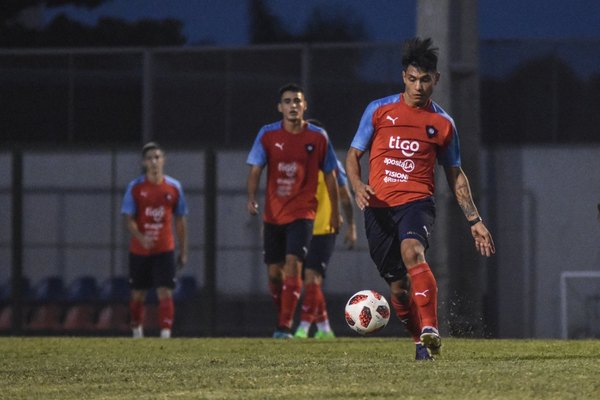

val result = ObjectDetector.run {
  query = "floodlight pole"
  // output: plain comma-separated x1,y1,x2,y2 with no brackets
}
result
416,0,487,337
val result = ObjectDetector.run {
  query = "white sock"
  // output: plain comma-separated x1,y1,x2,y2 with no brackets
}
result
132,326,143,339
316,320,331,333
298,321,311,331
160,329,171,339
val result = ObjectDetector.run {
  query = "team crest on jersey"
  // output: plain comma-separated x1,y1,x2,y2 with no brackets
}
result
165,193,173,202
305,143,315,153
425,125,438,138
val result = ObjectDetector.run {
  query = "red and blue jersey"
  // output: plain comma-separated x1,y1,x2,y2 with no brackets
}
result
247,121,337,225
121,175,188,255
350,94,461,207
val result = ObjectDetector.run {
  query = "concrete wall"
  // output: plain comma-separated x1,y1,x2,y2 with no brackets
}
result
486,146,600,338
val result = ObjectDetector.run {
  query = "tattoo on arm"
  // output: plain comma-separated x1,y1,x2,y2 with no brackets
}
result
455,181,478,219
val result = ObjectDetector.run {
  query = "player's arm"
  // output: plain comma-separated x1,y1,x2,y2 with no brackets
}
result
339,183,357,249
324,171,340,233
345,147,374,210
246,165,263,215
175,215,188,268
124,214,154,250
443,165,495,257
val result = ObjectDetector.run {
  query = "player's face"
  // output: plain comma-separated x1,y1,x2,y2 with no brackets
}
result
142,149,165,177
402,65,439,108
277,91,307,123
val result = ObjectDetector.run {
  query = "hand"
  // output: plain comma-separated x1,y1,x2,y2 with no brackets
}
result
329,213,340,233
247,200,259,216
471,222,495,257
137,234,155,250
353,181,375,210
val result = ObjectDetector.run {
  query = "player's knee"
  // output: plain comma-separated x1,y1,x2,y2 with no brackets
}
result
401,239,425,265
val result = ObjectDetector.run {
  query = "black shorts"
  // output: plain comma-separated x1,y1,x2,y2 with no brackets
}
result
263,219,314,264
129,251,176,290
304,233,337,278
364,197,435,283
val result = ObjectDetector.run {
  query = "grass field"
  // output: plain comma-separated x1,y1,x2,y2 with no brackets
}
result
1,337,599,399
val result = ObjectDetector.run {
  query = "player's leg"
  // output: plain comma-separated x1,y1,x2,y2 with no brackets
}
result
128,253,151,338
277,219,312,338
364,205,432,360
154,251,177,338
295,233,326,338
399,198,440,356
309,234,337,339
389,278,421,342
263,223,285,316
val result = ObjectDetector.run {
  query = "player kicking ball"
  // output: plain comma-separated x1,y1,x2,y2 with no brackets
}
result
346,38,495,360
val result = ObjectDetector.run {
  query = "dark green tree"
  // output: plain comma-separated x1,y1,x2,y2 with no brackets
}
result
249,0,367,44
1,0,186,47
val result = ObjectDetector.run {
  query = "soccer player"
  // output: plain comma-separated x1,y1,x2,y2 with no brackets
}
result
246,83,340,339
294,119,357,340
121,142,188,339
346,38,495,359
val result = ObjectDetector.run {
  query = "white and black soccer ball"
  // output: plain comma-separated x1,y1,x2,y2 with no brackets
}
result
344,290,391,335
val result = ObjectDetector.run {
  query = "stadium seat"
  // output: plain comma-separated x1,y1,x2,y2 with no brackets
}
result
27,277,66,331
66,276,98,303
95,304,130,332
63,304,96,331
27,304,63,331
99,276,130,304
0,305,30,331
0,307,12,330
174,276,198,303
145,289,158,304
31,276,65,303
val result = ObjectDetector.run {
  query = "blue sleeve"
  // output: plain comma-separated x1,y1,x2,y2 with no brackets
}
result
322,140,338,174
350,101,378,151
437,127,462,167
335,159,348,186
246,126,268,167
120,181,137,216
170,178,189,216
175,190,188,216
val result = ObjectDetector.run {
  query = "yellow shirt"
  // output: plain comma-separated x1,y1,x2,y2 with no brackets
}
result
313,171,333,235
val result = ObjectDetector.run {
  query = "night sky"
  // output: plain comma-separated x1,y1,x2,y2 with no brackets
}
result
43,0,600,46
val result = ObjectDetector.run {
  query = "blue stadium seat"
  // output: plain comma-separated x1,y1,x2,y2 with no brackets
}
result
66,276,99,303
99,277,130,303
145,289,158,304
174,276,198,302
32,276,65,303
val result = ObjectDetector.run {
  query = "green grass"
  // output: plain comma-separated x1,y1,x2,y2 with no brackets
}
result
0,337,599,399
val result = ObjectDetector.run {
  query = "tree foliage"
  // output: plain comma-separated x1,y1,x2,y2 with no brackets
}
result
1,0,186,47
249,0,367,44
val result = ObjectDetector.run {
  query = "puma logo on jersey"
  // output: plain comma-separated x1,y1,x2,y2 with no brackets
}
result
386,115,398,125
415,289,430,297
275,142,284,150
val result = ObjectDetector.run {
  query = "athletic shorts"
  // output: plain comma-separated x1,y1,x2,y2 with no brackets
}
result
129,251,176,290
363,197,435,283
263,219,314,264
304,233,337,278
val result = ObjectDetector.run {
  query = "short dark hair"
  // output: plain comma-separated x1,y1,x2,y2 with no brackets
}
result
278,83,304,97
142,141,162,157
402,37,438,72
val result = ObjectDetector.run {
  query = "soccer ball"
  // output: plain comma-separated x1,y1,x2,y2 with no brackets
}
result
344,290,391,335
